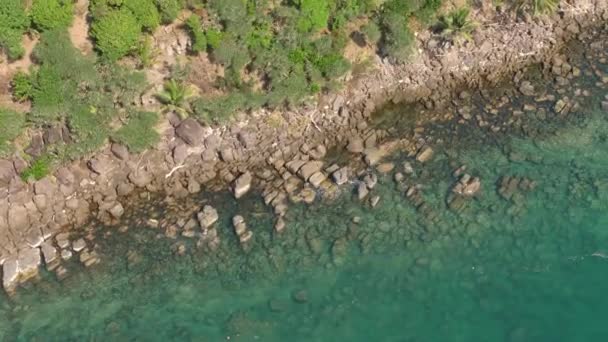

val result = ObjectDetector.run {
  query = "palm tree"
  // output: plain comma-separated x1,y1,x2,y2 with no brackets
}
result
438,8,476,41
156,79,195,118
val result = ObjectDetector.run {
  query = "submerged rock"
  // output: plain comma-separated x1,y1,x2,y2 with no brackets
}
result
452,174,481,197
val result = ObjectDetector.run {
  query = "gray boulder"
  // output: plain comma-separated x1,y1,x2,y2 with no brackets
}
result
176,118,204,146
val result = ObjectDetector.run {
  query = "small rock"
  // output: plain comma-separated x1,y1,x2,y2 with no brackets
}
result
309,145,327,160
111,144,129,160
72,239,87,252
61,249,73,260
357,183,369,200
109,203,125,218
41,242,58,269
239,230,253,244
292,289,308,303
403,162,414,174
416,146,434,163
370,195,380,208
332,167,349,185
346,137,364,153
363,174,377,189
274,217,286,233
376,162,394,173
198,205,219,229
308,172,326,188
394,172,404,182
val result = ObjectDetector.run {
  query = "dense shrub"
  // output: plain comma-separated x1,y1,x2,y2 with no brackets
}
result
296,0,330,32
380,12,415,62
124,0,161,30
11,71,34,102
31,0,75,31
0,0,30,60
186,15,207,53
156,0,181,24
205,29,223,50
112,111,159,152
0,108,26,157
361,21,382,45
91,9,142,61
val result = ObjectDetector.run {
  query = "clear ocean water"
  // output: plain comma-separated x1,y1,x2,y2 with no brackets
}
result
2,37,608,342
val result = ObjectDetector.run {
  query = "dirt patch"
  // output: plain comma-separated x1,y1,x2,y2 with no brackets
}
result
0,34,38,112
69,0,94,55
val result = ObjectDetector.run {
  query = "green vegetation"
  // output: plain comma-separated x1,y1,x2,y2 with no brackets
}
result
0,0,30,60
437,7,476,41
0,108,26,157
24,29,150,164
157,79,195,117
20,155,52,181
11,72,34,102
31,0,75,31
529,0,559,14
91,9,142,61
361,21,382,45
124,0,161,31
156,0,181,24
185,14,206,53
112,111,159,152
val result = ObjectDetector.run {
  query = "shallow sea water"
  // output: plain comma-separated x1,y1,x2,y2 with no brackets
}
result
3,40,608,342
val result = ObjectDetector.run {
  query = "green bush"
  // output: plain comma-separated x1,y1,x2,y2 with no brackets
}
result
361,21,382,45
437,7,475,40
31,0,75,31
21,156,53,181
380,12,415,62
0,108,26,157
205,29,223,50
186,15,207,53
296,0,330,32
91,9,142,61
124,0,161,30
11,72,34,102
0,0,30,60
112,111,159,152
156,0,181,24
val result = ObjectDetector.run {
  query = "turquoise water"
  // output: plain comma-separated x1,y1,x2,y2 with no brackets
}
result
3,40,608,341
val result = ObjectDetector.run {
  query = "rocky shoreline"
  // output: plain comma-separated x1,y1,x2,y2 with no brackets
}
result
1,0,608,294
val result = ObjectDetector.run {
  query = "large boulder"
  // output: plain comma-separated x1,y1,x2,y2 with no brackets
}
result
0,159,16,186
176,118,204,146
298,161,323,181
2,258,19,293
233,172,252,199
